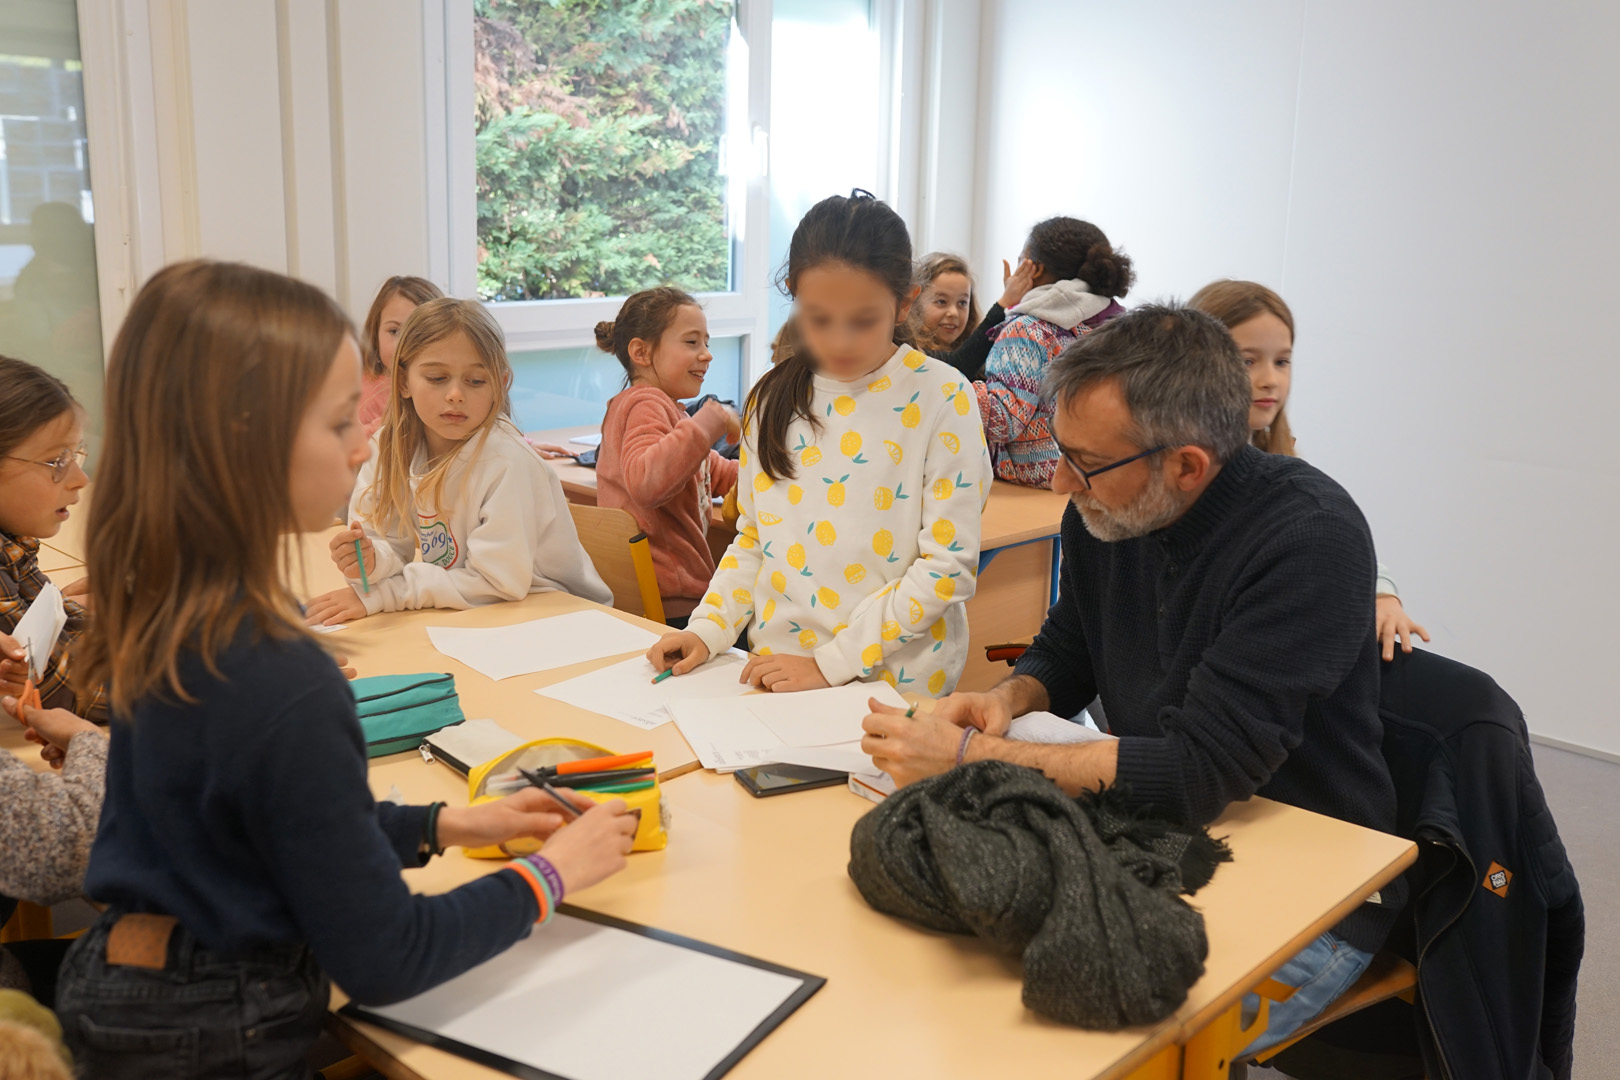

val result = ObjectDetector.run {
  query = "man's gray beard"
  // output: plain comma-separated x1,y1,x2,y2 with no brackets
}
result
1072,473,1188,542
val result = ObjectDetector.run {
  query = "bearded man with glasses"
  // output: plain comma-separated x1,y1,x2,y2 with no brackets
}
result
861,304,1403,1058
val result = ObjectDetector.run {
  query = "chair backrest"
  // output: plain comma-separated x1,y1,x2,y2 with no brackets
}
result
566,503,666,624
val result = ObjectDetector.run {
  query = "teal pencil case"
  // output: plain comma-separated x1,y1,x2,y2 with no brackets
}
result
351,673,465,758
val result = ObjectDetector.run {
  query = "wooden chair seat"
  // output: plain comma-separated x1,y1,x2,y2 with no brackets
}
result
567,503,666,624
1251,951,1418,1065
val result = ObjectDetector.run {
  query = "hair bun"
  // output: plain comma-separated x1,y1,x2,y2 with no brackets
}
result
1080,242,1136,299
593,321,616,353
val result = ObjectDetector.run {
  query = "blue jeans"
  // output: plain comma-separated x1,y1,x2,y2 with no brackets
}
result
1241,931,1375,1057
56,910,329,1079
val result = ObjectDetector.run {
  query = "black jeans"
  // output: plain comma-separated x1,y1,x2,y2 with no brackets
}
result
56,910,330,1079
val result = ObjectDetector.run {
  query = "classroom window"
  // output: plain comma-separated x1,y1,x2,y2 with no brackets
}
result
767,0,883,337
0,7,106,458
473,0,743,303
510,335,743,434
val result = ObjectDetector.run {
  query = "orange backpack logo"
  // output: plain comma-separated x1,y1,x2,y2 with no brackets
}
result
1483,861,1513,898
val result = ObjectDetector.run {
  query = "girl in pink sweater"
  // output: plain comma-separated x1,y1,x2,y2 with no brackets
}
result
595,288,740,627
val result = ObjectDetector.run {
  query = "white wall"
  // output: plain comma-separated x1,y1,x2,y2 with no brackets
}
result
977,0,1620,756
81,0,445,333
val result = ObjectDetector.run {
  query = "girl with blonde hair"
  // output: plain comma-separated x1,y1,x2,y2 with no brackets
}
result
307,296,609,624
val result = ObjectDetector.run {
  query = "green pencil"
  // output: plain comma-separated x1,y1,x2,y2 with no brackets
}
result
651,668,673,684
354,536,369,594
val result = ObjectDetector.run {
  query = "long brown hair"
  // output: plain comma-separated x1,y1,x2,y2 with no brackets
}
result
80,260,353,711
1187,279,1296,456
361,275,443,376
594,286,699,383
907,252,981,351
0,356,78,462
361,297,514,534
749,190,914,481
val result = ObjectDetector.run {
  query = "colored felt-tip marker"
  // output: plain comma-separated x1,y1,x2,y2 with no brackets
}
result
651,668,674,684
354,536,370,594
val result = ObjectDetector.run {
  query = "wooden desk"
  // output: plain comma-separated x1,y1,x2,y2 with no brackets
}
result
958,481,1070,693
524,424,604,505
334,736,1415,1080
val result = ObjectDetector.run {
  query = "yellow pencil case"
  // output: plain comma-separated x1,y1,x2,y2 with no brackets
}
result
463,737,667,857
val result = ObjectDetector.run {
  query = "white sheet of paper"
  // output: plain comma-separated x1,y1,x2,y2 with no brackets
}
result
770,741,885,778
12,582,66,682
1008,710,1116,745
359,913,809,1080
668,697,783,772
568,433,604,447
311,623,347,634
746,681,907,747
534,649,750,730
426,611,662,681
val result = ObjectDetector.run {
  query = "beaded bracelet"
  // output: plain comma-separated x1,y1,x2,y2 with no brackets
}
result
956,726,977,766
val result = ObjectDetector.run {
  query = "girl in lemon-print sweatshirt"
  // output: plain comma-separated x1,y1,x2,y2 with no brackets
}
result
648,191,991,697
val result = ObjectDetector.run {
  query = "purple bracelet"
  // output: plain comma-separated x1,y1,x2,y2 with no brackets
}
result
525,854,566,906
956,726,977,766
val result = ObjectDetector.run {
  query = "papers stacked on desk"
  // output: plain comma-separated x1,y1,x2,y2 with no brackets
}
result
426,610,662,681
534,650,752,730
669,681,908,775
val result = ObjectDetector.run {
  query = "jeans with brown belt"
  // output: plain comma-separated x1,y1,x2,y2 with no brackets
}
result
56,908,329,1079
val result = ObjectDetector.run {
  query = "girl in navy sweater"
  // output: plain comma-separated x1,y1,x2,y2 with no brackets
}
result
56,260,636,1078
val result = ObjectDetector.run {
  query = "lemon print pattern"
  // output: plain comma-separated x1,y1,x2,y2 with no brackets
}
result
825,474,849,506
873,529,897,563
894,391,922,429
680,342,987,701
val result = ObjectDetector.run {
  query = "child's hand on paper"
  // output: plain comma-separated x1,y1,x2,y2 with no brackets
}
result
739,652,830,693
438,787,598,851
304,587,368,627
537,798,638,896
646,631,710,677
0,633,27,700
329,522,375,581
861,698,962,788
1376,594,1430,662
60,576,92,610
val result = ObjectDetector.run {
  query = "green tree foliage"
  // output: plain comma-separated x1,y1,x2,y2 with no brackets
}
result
474,0,734,301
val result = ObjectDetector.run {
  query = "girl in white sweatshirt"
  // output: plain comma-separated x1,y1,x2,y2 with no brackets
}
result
648,191,991,697
305,298,609,625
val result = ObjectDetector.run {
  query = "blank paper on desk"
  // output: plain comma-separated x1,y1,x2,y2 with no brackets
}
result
534,650,751,730
746,681,907,747
345,909,822,1080
426,610,662,681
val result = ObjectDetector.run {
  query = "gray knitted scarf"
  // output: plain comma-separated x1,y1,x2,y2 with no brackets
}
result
848,761,1231,1028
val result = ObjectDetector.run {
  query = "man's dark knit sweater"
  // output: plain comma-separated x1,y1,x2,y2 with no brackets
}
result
1014,444,1403,951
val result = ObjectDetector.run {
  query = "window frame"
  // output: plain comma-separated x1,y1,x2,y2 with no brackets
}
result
426,0,775,385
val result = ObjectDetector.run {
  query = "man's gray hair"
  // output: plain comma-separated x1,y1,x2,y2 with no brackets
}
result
1044,304,1253,463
